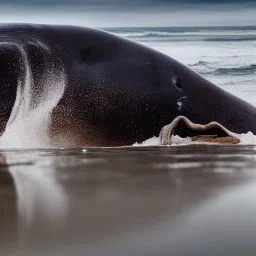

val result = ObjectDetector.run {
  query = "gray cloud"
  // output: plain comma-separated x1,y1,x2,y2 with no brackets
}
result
0,0,255,27
0,0,255,5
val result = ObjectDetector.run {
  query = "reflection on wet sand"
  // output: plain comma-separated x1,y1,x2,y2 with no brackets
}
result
0,145,256,255
6,153,68,245
0,152,68,254
0,155,17,256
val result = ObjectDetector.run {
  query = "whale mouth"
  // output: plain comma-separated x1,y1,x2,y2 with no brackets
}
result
160,116,240,145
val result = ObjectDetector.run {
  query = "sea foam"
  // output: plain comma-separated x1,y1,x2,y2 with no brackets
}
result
0,42,65,149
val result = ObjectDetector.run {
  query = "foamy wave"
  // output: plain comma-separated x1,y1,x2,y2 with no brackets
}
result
107,27,256,38
208,64,256,76
189,60,209,67
108,27,256,42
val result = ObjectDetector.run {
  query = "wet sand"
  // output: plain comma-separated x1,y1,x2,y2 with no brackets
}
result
0,145,256,255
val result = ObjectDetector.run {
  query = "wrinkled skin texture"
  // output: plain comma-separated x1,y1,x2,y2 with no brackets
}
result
0,24,256,147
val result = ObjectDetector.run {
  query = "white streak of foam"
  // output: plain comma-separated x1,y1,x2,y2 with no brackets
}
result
233,131,256,145
0,43,66,148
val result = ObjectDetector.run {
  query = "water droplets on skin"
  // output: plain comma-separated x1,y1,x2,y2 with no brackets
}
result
0,42,66,149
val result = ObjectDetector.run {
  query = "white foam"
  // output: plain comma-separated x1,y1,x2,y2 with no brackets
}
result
0,43,65,149
234,131,256,145
133,136,160,146
133,135,191,147
134,132,256,147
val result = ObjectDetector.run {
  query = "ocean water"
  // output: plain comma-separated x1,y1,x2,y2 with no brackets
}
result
106,26,256,106
1,26,256,256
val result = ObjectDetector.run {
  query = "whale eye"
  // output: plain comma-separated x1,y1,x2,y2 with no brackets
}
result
173,76,182,90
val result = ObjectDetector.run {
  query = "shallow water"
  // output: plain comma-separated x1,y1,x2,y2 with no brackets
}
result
1,145,256,255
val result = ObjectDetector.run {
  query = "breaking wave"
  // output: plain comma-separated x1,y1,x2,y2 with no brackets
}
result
189,61,213,67
107,27,256,42
209,64,256,76
127,34,256,42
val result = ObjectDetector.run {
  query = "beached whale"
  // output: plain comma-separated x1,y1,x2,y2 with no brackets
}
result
0,24,256,147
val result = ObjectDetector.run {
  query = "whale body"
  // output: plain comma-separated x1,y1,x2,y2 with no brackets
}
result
0,24,256,147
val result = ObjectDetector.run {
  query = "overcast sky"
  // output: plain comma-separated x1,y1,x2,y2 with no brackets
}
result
0,0,255,27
